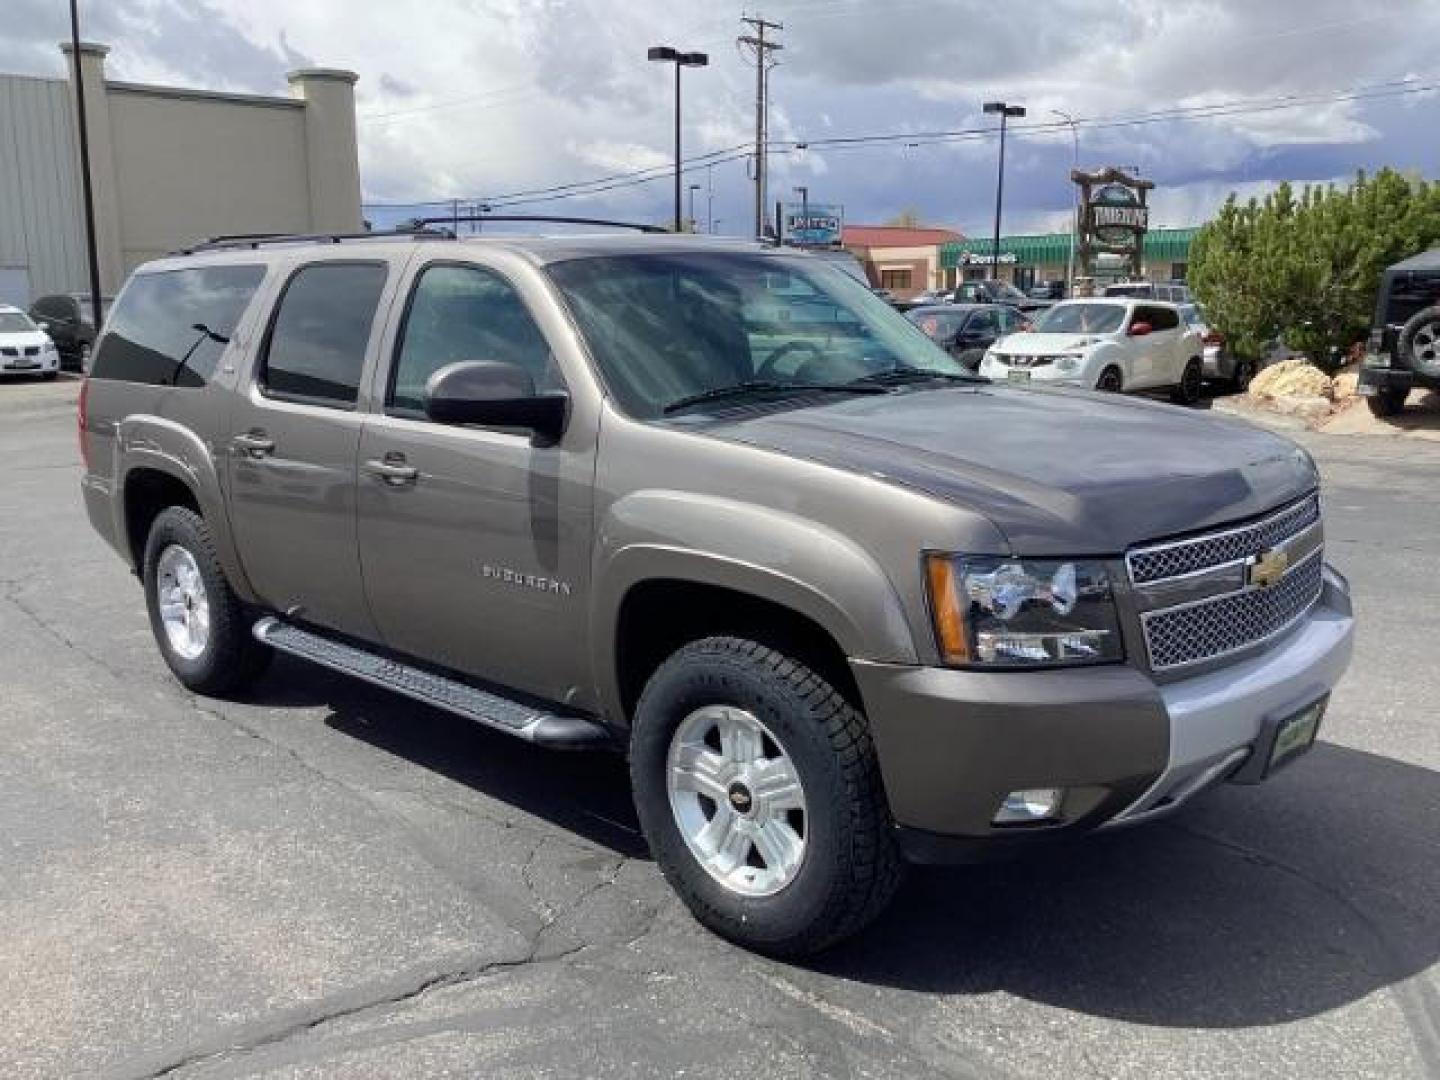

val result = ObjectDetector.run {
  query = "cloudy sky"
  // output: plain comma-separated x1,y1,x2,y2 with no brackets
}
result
8,0,1439,237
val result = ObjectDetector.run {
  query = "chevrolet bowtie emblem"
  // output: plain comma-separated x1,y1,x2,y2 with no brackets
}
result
1248,547,1290,589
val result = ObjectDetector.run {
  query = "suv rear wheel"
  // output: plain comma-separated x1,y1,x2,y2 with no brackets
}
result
143,506,271,695
1096,366,1123,392
1399,306,1440,377
630,636,901,956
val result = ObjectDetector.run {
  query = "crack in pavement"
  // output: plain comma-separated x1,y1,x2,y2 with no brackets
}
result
0,579,132,681
118,942,588,1080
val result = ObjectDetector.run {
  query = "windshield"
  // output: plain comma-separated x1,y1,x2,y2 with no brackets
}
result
546,252,969,418
1103,284,1152,298
1032,302,1128,335
0,312,36,333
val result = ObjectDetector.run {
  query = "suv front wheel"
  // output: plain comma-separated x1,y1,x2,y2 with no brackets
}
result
1366,387,1409,418
142,506,271,695
630,636,902,956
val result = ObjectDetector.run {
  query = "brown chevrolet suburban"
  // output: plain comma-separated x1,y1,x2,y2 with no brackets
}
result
79,227,1354,955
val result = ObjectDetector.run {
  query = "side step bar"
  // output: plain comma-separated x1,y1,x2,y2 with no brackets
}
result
253,617,614,750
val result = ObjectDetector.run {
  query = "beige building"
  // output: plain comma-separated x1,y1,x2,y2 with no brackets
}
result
841,226,964,299
0,42,361,304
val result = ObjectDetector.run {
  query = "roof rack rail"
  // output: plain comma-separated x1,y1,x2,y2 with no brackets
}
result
171,227,456,256
416,214,668,235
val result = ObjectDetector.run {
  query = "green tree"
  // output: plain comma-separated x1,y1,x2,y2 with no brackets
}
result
1189,168,1440,366
884,207,923,228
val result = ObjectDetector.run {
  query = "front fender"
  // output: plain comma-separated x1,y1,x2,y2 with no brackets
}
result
116,415,256,601
591,490,918,721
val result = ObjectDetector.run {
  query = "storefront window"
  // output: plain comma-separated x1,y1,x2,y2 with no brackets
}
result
879,268,912,290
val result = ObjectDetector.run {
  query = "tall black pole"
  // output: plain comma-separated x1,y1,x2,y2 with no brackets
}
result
69,0,104,341
673,62,682,232
991,111,1007,279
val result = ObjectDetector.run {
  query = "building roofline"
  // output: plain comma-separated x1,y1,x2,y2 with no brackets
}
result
106,80,305,110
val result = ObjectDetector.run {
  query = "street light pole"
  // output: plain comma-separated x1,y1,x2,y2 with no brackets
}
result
648,46,709,232
1051,108,1079,294
983,101,1025,282
68,0,104,342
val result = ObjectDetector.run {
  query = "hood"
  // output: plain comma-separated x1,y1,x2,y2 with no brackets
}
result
0,331,52,349
700,385,1317,555
993,332,1109,355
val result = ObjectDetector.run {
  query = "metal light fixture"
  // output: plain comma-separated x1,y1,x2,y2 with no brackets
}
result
983,101,1026,281
648,46,709,232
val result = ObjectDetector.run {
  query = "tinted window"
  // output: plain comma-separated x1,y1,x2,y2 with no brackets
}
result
968,308,998,335
906,308,967,340
262,263,387,407
390,264,558,414
32,296,71,320
1139,305,1180,331
90,266,266,386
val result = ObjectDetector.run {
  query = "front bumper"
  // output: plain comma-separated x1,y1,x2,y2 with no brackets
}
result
0,353,58,376
851,565,1354,863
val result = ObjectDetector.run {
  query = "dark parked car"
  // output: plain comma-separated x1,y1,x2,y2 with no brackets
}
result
952,278,1052,313
1358,247,1440,417
29,292,113,371
905,303,1028,369
1029,279,1067,301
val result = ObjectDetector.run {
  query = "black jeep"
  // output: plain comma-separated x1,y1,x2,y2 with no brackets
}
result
1358,247,1440,417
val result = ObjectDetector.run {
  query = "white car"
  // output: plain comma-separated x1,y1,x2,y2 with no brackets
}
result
0,305,61,380
979,298,1204,404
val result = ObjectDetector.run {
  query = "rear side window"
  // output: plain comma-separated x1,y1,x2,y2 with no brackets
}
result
1135,305,1179,331
261,262,387,407
90,265,266,386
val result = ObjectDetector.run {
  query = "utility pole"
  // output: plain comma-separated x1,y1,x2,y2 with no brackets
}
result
687,183,701,232
68,0,104,341
739,15,782,238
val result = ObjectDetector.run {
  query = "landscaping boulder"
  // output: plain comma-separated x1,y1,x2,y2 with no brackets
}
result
1248,358,1334,401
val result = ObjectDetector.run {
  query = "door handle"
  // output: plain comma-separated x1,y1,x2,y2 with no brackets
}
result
363,454,419,486
232,431,275,458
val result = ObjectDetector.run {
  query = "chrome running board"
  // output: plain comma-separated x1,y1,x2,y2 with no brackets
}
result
253,616,613,750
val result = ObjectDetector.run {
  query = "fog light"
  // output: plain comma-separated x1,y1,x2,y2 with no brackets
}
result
993,787,1063,825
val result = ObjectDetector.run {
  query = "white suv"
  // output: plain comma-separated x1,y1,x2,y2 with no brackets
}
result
979,298,1204,403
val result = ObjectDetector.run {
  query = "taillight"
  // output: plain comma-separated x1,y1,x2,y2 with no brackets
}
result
77,378,91,471
1203,330,1225,346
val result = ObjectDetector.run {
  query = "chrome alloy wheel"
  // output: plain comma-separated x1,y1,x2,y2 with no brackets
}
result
1414,321,1439,372
666,705,808,898
156,544,210,661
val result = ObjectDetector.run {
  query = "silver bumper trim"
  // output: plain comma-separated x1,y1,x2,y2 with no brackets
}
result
1108,564,1354,825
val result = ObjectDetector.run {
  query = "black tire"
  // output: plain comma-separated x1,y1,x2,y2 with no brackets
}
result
1096,366,1123,392
1398,305,1440,377
630,636,902,956
1230,358,1255,393
142,506,271,695
1171,358,1203,405
1366,387,1409,418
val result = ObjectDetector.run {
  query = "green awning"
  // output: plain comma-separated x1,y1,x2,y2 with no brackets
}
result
940,227,1198,268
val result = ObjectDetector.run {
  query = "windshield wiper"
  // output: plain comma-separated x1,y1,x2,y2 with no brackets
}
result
662,380,887,415
848,365,982,386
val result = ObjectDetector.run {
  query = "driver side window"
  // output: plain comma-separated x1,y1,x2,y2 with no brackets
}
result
389,264,560,415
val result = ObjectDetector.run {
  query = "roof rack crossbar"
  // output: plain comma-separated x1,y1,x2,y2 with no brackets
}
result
416,214,668,234
171,227,456,256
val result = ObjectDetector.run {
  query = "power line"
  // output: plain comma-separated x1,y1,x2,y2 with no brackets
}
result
361,74,1440,212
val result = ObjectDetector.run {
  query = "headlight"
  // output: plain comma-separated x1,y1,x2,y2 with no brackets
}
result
1055,353,1082,373
924,555,1122,667
982,349,998,365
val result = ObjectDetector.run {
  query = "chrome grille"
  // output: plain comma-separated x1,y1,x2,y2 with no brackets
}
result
1142,552,1323,670
1128,495,1320,584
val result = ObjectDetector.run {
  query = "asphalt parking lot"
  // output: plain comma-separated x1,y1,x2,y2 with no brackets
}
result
2,376,1437,1079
